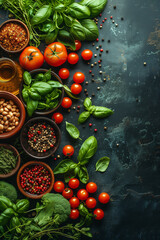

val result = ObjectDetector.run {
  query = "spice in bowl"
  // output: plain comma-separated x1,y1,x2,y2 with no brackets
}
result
20,164,51,195
0,98,20,134
28,122,56,153
0,146,17,174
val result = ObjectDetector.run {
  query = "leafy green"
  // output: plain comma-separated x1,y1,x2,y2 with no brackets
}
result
70,19,86,41
80,19,99,41
66,121,81,139
53,159,75,174
79,0,108,18
26,98,38,117
78,166,89,184
78,111,90,124
96,157,110,172
57,30,76,50
31,5,52,25
0,182,17,202
69,3,90,19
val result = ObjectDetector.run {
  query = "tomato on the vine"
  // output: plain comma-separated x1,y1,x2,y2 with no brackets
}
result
59,68,70,79
62,188,73,199
86,182,97,193
81,49,93,60
44,42,67,67
77,189,89,201
73,72,85,84
75,40,82,51
19,46,44,71
86,197,97,209
52,112,63,124
63,145,74,157
93,208,104,220
68,178,80,189
68,53,79,64
69,197,80,209
61,97,72,108
53,181,65,193
70,209,79,219
98,192,110,204
71,83,82,95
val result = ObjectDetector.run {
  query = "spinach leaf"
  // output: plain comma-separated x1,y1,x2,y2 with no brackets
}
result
70,20,86,41
69,3,90,19
80,19,99,41
57,30,76,50
31,5,52,25
92,106,114,118
79,0,108,18
78,136,97,165
83,97,92,110
26,98,38,117
53,159,75,174
66,121,81,139
96,157,110,172
78,111,90,124
78,166,89,184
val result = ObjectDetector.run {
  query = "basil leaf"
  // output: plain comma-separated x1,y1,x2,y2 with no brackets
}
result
80,19,99,41
84,97,92,110
78,111,90,124
57,13,63,26
26,98,38,117
70,20,86,41
66,121,80,139
92,106,114,118
88,105,96,114
57,30,76,50
78,166,89,184
79,0,108,18
64,85,79,99
78,136,97,165
47,81,63,88
31,82,52,96
96,157,110,172
39,21,55,33
69,3,90,19
64,169,76,183
23,71,32,85
31,5,52,25
53,159,75,174
54,3,65,11
45,29,58,44
22,88,29,103
63,14,73,27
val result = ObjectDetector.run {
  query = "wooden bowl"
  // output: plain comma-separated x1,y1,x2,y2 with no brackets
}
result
20,117,61,159
0,19,30,54
19,69,64,116
0,144,21,178
0,91,26,139
17,161,54,199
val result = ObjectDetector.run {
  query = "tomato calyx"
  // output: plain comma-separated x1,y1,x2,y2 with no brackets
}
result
46,45,62,59
23,51,38,61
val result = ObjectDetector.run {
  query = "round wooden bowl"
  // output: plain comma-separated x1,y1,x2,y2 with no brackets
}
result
0,144,21,178
17,161,54,199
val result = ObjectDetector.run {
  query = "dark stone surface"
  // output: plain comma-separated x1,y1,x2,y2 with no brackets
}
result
0,0,160,239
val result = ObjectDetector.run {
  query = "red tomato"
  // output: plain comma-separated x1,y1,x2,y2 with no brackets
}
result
98,192,110,204
44,42,67,67
69,197,80,209
86,197,97,209
75,40,82,51
53,181,65,193
61,97,72,108
81,49,93,60
68,178,80,189
71,83,82,95
70,209,79,219
77,189,89,201
19,46,44,71
93,208,104,220
68,53,79,64
86,182,97,193
63,145,74,157
52,112,63,124
73,72,85,84
59,68,70,79
62,188,73,199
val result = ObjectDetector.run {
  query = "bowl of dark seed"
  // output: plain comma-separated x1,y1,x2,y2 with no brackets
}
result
20,117,61,159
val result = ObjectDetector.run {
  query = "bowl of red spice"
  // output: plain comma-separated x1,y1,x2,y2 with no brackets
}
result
20,117,61,159
0,19,29,53
17,161,54,199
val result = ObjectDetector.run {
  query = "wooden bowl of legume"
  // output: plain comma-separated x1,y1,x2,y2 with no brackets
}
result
0,144,21,178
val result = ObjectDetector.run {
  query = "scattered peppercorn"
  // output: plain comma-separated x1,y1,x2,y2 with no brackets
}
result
115,23,118,27
92,79,95,82
106,50,109,53
113,5,116,9
96,46,99,50
99,53,102,56
108,40,111,43
104,126,107,130
97,87,101,90
92,43,95,46
121,17,124,21
94,129,98,132
89,70,92,73
85,81,88,85
144,62,147,66
92,73,95,77
99,71,102,74
94,54,97,57
89,123,92,127
102,38,104,41
92,93,95,97
84,89,87,92
99,64,102,67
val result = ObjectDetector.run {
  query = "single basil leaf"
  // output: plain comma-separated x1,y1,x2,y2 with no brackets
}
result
78,111,90,124
80,19,99,41
64,170,76,183
39,21,55,33
78,166,89,184
79,0,108,18
57,13,63,26
54,3,65,11
47,81,63,88
78,136,97,165
64,85,79,99
84,97,92,110
45,29,58,44
22,88,29,103
63,14,73,27
92,106,114,118
53,159,75,174
96,157,110,172
70,19,86,41
26,98,38,117
66,121,80,139
31,5,52,25
57,30,76,50
23,71,32,85
88,105,96,114
69,3,90,19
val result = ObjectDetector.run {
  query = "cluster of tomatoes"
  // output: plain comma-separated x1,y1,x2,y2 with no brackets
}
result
53,178,110,220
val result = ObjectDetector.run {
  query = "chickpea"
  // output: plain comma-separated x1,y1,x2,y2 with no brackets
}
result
4,107,9,112
0,124,3,130
2,111,7,115
11,126,15,130
3,103,7,107
0,108,3,113
16,112,20,117
9,100,14,105
7,104,11,110
4,121,9,126
3,116,7,121
1,121,4,125
15,121,19,126
7,127,12,132
9,112,13,117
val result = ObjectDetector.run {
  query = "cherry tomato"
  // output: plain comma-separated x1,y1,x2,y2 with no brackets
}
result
59,68,70,79
73,72,85,84
93,208,104,220
71,83,82,95
52,112,63,124
44,42,67,67
53,181,65,193
63,145,74,157
98,192,110,204
68,53,79,64
68,178,80,189
81,49,93,61
19,46,44,71
69,197,80,209
62,188,73,199
70,209,79,219
86,182,97,193
86,197,97,209
75,40,82,51
61,97,72,108
77,189,89,201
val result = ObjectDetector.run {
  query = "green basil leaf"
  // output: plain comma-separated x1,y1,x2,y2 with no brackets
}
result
80,19,99,41
53,159,75,174
78,111,90,124
31,5,52,25
96,157,110,172
92,106,114,118
45,29,58,44
69,3,90,19
84,97,92,110
64,170,76,183
78,166,89,184
44,69,51,81
79,0,108,18
70,19,86,41
57,13,63,26
47,81,63,88
54,3,65,11
39,21,55,33
57,30,76,50
29,88,41,101
64,85,79,99
23,71,32,85
66,121,80,139
78,136,97,165
63,14,73,27
26,99,38,117
88,105,96,114
22,88,29,103
31,82,52,96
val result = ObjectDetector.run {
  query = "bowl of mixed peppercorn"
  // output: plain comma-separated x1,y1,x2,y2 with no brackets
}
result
20,117,61,159
17,161,54,199
0,19,29,53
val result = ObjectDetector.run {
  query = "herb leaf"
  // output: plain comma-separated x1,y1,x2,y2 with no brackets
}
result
53,159,75,174
92,106,114,118
96,156,110,172
83,97,92,110
78,166,89,184
66,121,80,139
78,111,90,124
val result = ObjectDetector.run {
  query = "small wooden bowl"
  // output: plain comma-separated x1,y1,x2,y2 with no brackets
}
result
0,144,21,178
17,161,54,199
19,69,64,116
0,91,26,139
0,19,30,54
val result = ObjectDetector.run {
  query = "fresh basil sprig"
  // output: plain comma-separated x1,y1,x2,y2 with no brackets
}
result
78,98,114,123
66,121,81,140
96,156,110,172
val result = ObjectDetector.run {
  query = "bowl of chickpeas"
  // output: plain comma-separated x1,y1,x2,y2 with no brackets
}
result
0,91,26,139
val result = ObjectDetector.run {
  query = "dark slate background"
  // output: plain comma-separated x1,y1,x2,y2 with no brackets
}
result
0,0,160,239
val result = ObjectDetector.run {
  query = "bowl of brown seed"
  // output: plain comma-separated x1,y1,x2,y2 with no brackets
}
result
20,117,61,159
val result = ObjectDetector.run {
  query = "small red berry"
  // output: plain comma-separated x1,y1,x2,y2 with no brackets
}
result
94,129,97,132
89,123,92,127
